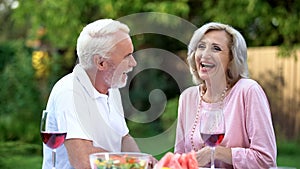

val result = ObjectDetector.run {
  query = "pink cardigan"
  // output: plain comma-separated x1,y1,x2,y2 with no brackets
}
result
174,78,277,168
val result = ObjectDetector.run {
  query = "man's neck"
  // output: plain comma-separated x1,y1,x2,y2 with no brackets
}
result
86,68,109,95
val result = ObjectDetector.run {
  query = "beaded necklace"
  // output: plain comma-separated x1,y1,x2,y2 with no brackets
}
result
190,86,228,151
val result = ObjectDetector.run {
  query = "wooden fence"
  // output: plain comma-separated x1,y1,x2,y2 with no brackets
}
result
248,46,300,140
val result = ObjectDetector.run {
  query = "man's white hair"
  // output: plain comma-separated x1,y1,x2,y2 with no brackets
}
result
76,19,130,69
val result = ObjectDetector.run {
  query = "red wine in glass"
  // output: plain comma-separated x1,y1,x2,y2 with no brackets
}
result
199,106,225,169
200,133,225,147
41,132,66,149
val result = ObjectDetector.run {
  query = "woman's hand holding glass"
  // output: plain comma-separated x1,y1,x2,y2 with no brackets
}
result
199,106,225,169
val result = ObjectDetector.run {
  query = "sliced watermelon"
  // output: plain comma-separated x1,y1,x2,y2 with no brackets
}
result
187,151,198,169
155,152,174,168
178,153,188,169
169,153,182,169
155,151,198,169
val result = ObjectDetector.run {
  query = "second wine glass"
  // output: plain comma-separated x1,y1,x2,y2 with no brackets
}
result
199,106,225,169
40,110,67,169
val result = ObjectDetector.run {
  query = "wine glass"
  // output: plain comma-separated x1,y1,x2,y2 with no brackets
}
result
199,106,225,169
40,110,67,169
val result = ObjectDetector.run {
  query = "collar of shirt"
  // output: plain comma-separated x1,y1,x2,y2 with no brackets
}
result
73,64,108,100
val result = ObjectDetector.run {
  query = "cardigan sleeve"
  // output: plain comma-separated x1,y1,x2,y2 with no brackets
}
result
174,94,186,154
231,83,277,168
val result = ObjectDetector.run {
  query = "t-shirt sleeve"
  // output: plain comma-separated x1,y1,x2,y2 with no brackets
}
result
55,90,91,140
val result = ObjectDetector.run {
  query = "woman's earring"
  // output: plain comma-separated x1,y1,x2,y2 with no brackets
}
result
227,69,233,79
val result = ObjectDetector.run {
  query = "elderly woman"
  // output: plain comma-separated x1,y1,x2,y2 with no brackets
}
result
174,22,277,168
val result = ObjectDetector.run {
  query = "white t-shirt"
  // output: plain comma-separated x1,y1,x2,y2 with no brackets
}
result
42,64,129,169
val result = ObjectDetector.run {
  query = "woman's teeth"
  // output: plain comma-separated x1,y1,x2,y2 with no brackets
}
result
201,63,214,68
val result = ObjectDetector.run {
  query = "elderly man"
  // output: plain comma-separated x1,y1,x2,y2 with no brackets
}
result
42,19,143,169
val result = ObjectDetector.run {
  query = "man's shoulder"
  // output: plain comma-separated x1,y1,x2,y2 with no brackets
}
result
49,73,74,97
53,73,73,88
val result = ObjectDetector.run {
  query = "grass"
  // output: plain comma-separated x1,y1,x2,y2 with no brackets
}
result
276,140,300,168
0,155,42,169
0,141,42,169
277,155,299,168
0,140,299,169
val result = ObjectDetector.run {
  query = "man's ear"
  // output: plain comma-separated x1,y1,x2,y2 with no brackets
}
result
94,55,107,70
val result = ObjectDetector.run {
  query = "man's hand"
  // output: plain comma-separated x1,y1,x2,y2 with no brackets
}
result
148,155,158,169
121,134,140,152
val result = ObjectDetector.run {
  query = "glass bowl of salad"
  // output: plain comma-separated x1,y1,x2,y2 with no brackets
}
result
89,152,150,169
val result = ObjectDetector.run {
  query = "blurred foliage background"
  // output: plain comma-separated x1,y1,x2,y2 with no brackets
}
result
0,0,300,168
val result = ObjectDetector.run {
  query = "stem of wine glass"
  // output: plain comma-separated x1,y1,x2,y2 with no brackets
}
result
52,149,56,169
210,147,215,169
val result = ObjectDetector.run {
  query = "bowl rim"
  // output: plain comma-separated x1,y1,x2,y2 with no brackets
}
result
89,152,151,158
